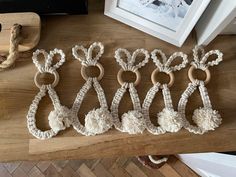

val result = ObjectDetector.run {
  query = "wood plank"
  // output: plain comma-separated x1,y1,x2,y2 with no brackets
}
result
77,164,97,177
0,0,236,162
125,162,148,177
130,157,165,177
0,156,199,177
29,133,134,155
0,12,41,52
168,156,199,177
100,158,117,170
93,163,113,177
108,158,131,177
159,164,182,177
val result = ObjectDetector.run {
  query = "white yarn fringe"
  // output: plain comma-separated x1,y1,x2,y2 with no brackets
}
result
192,108,222,132
121,110,146,134
158,108,184,133
48,106,72,133
85,108,113,135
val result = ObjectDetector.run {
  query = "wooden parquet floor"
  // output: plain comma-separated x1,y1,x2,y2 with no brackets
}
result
0,156,199,177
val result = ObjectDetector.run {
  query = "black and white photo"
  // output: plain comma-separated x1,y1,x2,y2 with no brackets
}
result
105,0,210,46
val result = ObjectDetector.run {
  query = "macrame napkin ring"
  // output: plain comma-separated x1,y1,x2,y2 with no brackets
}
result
27,49,72,140
71,42,113,136
178,45,223,134
111,48,149,134
143,49,188,135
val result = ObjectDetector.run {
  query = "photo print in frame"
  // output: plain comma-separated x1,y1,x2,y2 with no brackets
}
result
105,0,211,47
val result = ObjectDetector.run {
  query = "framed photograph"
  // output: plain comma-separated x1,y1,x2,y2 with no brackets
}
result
105,0,211,47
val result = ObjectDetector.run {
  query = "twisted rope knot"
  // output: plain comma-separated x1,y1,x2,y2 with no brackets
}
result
159,67,172,74
191,62,207,71
192,79,201,86
122,65,137,72
81,59,97,67
37,65,56,74
0,24,22,69
121,82,129,88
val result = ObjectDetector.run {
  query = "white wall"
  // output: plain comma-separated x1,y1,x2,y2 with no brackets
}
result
195,0,236,45
178,153,236,177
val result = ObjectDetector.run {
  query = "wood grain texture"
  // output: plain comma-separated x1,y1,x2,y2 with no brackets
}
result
0,156,199,177
0,0,236,162
0,12,41,52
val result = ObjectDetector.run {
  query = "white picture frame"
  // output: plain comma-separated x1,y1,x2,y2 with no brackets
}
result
104,0,210,47
195,0,236,46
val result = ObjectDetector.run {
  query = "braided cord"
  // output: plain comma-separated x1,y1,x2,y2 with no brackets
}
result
178,81,204,134
142,83,166,135
0,24,21,69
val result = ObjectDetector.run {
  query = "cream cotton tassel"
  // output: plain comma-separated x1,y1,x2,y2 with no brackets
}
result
192,108,222,132
158,108,184,132
121,110,146,134
85,108,113,135
48,106,72,133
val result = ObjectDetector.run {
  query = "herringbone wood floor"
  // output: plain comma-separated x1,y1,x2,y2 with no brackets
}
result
0,156,199,177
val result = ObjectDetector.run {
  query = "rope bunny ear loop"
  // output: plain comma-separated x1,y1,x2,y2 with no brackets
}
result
0,24,22,69
71,42,113,136
110,48,149,134
178,45,223,134
27,49,72,140
142,49,188,135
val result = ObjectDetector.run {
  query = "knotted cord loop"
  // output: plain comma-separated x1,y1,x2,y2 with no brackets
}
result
27,49,71,140
111,48,149,134
191,45,223,71
178,46,223,134
0,24,22,69
143,49,188,135
115,48,149,72
71,42,112,136
73,42,105,81
72,42,104,67
32,48,65,88
151,49,188,74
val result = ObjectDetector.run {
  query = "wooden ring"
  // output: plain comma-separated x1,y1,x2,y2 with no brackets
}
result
34,71,59,88
117,69,141,86
188,65,211,84
151,68,175,88
81,63,104,81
